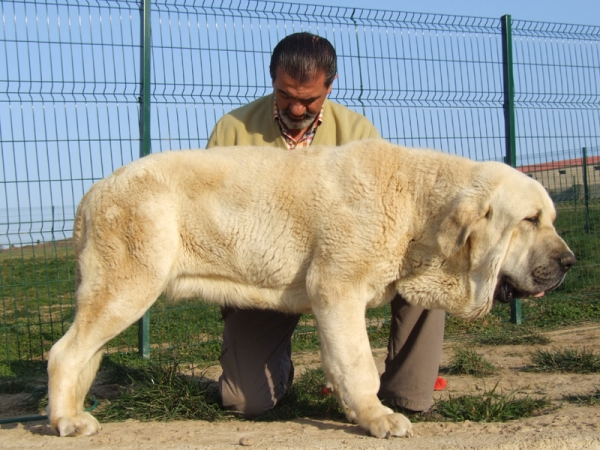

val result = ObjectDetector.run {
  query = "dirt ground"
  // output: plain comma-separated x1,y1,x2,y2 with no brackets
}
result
2,325,600,449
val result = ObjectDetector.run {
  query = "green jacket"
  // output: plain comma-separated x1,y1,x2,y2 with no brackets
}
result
207,93,379,148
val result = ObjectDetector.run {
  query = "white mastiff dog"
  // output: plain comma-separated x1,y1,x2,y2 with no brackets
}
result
48,139,575,438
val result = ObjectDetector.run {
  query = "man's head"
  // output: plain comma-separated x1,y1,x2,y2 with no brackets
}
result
270,33,338,131
269,32,337,87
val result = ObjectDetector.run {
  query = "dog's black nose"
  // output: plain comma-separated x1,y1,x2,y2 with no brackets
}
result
559,252,576,270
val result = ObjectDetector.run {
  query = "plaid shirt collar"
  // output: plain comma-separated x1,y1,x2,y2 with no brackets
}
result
273,100,323,150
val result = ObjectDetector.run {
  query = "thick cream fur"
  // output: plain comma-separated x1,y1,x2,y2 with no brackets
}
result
47,139,572,438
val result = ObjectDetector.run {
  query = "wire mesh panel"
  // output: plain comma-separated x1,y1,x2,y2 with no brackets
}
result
511,21,600,300
511,21,599,159
148,2,508,163
1,0,599,366
0,0,146,365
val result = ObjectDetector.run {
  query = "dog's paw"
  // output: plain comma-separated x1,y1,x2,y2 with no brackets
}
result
366,412,413,439
344,408,359,424
54,412,100,437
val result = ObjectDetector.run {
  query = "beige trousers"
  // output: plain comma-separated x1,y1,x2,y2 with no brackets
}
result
218,296,445,415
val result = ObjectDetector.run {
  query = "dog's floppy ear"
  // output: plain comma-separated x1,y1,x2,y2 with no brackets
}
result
436,191,490,258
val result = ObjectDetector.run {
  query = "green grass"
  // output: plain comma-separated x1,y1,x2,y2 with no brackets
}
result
435,386,553,422
62,356,556,425
564,388,600,406
29,355,556,425
0,378,31,394
444,294,600,338
257,367,344,422
9,349,590,426
0,239,74,262
95,359,227,422
0,360,48,396
474,329,551,346
527,348,600,373
49,358,343,424
443,346,497,377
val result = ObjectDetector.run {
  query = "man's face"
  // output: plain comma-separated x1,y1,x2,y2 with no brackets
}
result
272,68,334,130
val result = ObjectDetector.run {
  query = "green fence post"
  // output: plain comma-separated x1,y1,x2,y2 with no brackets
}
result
137,0,152,359
501,15,517,168
501,14,521,325
583,147,591,234
350,9,367,118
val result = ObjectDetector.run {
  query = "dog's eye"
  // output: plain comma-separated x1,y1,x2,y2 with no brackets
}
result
525,217,539,226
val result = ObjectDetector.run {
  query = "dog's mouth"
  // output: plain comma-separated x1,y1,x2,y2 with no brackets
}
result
495,279,522,303
494,278,546,304
494,275,568,304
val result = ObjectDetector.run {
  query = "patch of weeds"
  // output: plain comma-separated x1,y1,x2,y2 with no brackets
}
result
100,353,156,385
445,313,505,338
95,358,228,422
445,294,600,342
435,385,553,422
443,346,497,376
367,323,391,348
293,322,393,351
291,331,321,353
28,388,48,413
0,378,31,394
149,342,223,367
527,348,600,373
291,322,391,353
0,361,48,400
0,360,48,380
564,388,600,406
520,295,600,329
258,368,344,422
184,341,223,365
475,329,551,346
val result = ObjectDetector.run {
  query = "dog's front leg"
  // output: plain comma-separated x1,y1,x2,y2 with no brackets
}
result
312,296,413,439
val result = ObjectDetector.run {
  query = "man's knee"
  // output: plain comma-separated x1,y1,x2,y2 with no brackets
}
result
218,358,294,416
226,396,278,417
217,308,299,416
219,377,278,416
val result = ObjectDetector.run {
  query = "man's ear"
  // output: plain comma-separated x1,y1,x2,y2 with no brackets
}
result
436,192,490,258
325,74,338,95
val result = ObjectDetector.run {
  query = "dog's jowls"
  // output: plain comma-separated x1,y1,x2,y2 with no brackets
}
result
47,139,575,438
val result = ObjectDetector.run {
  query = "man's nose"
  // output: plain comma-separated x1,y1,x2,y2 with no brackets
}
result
289,102,306,117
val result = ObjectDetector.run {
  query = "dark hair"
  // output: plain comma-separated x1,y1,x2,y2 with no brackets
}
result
269,32,337,87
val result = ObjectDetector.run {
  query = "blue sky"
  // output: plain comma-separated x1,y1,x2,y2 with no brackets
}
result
282,0,600,27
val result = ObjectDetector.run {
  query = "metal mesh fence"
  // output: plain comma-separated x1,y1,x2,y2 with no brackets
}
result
1,0,599,366
511,21,600,303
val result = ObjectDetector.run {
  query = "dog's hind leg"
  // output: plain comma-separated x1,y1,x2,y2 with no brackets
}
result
47,336,104,437
47,277,165,437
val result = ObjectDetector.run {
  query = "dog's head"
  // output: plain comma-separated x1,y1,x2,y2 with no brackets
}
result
396,161,575,319
487,166,575,300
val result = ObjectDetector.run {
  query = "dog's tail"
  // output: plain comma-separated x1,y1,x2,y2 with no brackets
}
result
72,191,91,288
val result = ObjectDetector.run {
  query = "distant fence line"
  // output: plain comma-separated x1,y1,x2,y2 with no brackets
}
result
1,0,599,365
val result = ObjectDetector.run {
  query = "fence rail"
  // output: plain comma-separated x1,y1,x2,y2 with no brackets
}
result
1,0,599,366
